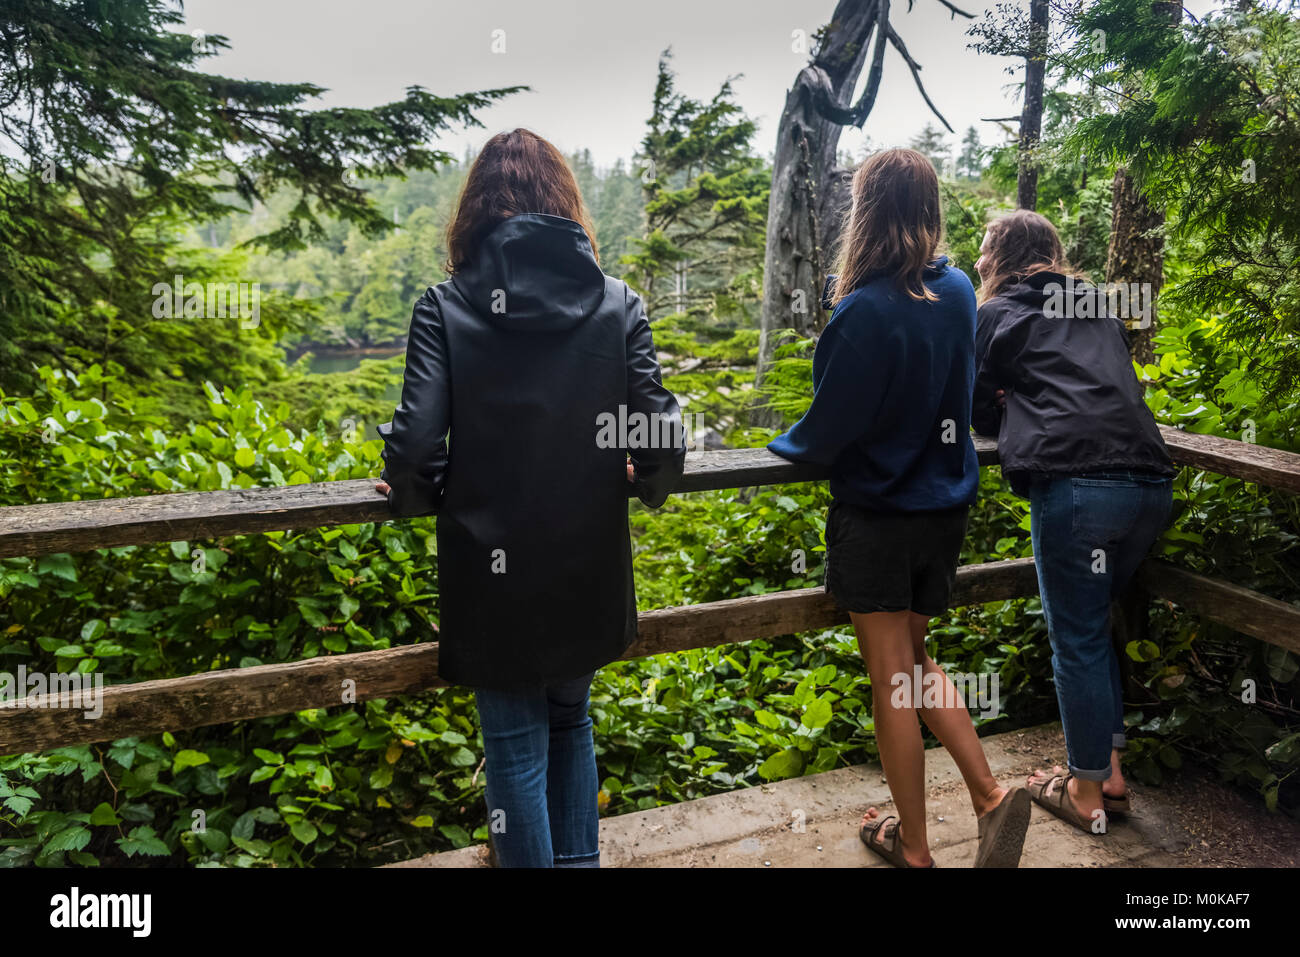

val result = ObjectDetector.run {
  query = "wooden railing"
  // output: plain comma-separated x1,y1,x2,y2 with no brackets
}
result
1,424,1298,756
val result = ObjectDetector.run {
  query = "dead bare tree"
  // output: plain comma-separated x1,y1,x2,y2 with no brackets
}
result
752,0,973,428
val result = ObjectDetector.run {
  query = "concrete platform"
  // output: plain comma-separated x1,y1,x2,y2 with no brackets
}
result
387,723,1298,868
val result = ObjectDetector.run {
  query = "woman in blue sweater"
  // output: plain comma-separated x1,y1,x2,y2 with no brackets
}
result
769,149,1030,868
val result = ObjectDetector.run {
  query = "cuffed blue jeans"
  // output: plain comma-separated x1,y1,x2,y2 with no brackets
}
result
1028,471,1172,782
474,672,600,868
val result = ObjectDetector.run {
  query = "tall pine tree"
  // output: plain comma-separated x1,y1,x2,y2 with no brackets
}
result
0,0,520,396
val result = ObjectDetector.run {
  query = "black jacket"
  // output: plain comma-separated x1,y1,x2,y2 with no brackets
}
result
972,271,1175,495
378,213,685,690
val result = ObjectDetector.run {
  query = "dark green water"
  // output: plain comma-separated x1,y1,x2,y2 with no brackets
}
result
305,349,403,374
303,348,405,402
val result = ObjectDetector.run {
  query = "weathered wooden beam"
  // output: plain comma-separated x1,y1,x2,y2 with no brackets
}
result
630,556,1038,657
0,479,392,560
0,643,443,759
0,558,1038,755
1138,559,1300,654
674,437,1000,493
0,440,992,559
3,428,1297,560
1157,425,1300,495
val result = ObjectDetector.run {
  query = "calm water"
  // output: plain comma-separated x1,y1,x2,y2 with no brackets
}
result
303,348,405,402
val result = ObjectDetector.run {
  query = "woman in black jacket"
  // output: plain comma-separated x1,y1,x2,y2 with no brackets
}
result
972,210,1175,834
375,129,685,867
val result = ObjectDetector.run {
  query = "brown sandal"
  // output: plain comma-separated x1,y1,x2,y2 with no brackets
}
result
859,814,935,868
1027,772,1107,834
975,787,1031,868
1103,790,1131,815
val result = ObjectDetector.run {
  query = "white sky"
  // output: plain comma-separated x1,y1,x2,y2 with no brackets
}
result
181,0,1219,169
181,0,1027,167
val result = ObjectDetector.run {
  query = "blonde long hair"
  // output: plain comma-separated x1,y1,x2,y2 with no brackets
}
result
831,148,944,306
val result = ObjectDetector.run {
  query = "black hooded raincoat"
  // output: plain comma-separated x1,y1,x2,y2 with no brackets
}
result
972,270,1175,495
378,213,685,690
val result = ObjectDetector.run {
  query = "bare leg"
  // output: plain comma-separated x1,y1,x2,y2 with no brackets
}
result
852,610,932,868
906,613,1006,818
1104,749,1126,800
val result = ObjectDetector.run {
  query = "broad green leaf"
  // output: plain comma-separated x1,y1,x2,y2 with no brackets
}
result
758,749,803,782
290,819,318,844
89,802,121,826
172,749,210,774
802,697,833,730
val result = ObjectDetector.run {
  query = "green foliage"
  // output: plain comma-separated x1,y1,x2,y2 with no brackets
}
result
234,154,645,352
623,51,770,323
980,84,1114,277
1116,302,1300,808
942,185,1000,278
0,0,517,396
568,150,647,274
909,123,951,173
0,367,488,866
1063,0,1300,398
956,126,985,181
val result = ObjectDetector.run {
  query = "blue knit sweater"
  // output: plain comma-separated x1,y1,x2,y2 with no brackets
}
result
767,257,980,512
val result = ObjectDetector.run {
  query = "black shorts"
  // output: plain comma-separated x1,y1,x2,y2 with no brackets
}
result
824,500,970,617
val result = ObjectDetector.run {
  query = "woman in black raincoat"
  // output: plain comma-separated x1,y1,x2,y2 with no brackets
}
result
376,129,685,867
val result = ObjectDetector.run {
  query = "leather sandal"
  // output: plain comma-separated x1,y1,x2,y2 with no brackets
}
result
1027,772,1107,834
1103,790,1131,815
975,786,1031,867
859,814,935,868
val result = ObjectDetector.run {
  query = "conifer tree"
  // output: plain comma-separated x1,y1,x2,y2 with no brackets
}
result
0,0,520,394
623,52,769,323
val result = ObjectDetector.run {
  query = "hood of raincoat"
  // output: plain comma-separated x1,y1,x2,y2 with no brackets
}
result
449,213,606,330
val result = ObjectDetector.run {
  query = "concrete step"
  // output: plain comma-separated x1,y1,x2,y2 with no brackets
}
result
387,722,1216,868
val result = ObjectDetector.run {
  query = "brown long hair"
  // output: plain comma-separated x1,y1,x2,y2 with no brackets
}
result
831,148,944,305
976,209,1079,303
444,128,599,274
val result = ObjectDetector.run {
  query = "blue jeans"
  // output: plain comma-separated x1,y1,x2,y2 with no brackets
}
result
1028,471,1172,782
474,673,600,867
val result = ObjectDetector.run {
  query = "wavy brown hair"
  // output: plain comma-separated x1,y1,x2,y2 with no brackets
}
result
831,148,944,305
444,128,598,274
976,209,1080,303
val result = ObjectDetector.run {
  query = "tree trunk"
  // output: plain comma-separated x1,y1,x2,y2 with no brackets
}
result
1017,0,1049,210
1104,166,1163,365
1103,3,1180,365
751,0,878,428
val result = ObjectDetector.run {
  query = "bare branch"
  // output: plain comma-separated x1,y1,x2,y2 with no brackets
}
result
853,0,891,125
809,66,859,126
886,23,955,132
807,0,963,133
933,0,976,18
811,12,890,129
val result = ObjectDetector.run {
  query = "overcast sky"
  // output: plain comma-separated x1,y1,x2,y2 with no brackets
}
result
179,0,1215,169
